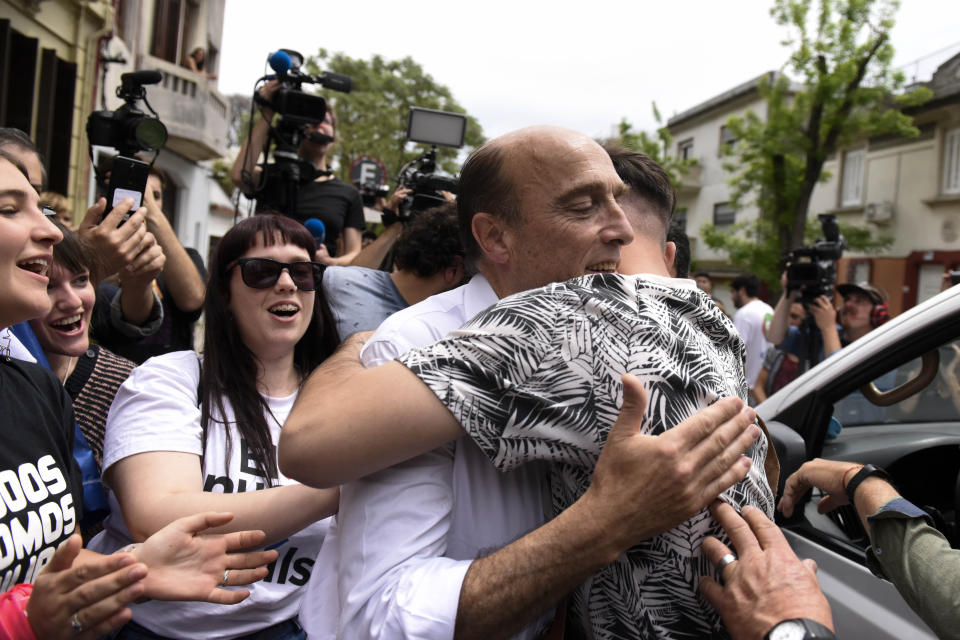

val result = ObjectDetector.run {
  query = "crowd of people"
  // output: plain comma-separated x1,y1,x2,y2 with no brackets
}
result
1,109,958,640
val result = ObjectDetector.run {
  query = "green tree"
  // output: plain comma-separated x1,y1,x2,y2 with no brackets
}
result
304,50,485,184
702,0,931,281
608,104,698,190
226,93,254,149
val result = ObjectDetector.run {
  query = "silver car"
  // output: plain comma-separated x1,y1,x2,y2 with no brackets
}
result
757,284,960,640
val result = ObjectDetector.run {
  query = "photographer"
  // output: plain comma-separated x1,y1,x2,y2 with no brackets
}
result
231,79,364,265
766,278,887,368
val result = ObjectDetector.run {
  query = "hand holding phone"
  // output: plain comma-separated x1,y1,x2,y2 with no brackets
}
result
103,156,150,225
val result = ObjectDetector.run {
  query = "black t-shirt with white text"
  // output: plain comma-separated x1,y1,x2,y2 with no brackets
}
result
0,357,83,591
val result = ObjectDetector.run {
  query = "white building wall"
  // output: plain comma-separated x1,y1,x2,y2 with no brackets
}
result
809,132,957,257
671,95,766,263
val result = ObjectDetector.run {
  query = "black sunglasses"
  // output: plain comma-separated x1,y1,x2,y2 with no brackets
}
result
230,257,322,291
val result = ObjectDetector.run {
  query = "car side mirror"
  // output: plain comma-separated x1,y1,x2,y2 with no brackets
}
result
860,350,939,406
763,419,807,499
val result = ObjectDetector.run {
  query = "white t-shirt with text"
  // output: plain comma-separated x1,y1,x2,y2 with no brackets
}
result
89,350,328,640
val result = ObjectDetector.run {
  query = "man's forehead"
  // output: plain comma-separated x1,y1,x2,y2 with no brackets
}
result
501,131,621,195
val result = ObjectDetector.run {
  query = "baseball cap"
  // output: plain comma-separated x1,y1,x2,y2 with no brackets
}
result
836,282,886,305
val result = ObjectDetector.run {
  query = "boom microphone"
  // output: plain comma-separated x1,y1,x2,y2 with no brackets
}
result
121,70,163,87
268,50,292,76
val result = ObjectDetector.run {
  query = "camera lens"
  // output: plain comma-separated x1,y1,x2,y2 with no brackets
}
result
134,117,168,151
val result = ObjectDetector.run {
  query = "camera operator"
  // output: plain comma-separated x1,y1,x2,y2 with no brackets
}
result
767,278,888,358
230,79,365,265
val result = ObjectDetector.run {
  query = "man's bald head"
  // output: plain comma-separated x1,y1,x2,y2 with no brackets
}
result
457,126,621,267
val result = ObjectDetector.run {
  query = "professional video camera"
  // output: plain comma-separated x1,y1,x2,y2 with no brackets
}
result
86,70,167,219
248,49,352,218
785,213,847,303
358,182,390,208
395,107,466,219
87,70,167,157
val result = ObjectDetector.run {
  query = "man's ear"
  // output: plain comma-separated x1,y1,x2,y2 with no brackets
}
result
664,241,677,276
472,213,511,265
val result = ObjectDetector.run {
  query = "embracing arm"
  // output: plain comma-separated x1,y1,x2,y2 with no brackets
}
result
280,334,463,486
452,376,760,639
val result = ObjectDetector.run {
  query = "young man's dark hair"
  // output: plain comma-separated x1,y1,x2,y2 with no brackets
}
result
603,142,676,226
667,223,691,278
393,202,463,278
732,274,762,298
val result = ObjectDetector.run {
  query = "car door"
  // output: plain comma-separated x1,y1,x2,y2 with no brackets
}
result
758,286,960,640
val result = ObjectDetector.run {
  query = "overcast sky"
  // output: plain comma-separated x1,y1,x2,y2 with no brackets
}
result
219,0,960,144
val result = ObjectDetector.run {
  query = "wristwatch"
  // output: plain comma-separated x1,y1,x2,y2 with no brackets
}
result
845,463,894,505
764,618,836,639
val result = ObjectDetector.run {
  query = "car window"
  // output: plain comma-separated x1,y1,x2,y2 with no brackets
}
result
832,338,960,428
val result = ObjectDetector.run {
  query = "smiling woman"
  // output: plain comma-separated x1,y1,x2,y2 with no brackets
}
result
0,152,61,329
87,213,341,639
0,150,283,640
27,223,136,500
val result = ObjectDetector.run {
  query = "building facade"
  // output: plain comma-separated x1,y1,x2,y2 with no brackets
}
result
667,56,960,316
1,0,230,260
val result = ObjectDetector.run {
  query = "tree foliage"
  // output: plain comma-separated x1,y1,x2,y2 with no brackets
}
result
303,50,485,184
225,93,254,149
607,104,698,190
702,0,931,276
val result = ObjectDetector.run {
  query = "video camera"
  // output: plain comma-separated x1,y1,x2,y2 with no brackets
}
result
249,49,352,218
358,182,390,208
87,70,167,157
86,70,168,221
785,214,847,303
395,107,466,218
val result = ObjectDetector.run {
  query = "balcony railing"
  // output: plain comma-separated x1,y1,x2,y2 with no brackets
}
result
677,163,703,193
139,54,228,161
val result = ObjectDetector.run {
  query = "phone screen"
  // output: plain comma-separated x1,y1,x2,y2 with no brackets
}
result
112,187,143,209
104,157,150,224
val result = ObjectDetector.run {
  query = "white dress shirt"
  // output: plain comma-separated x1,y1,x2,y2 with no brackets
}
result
301,274,551,639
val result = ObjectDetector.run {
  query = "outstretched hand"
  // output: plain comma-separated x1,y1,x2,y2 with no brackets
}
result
583,374,761,555
700,502,833,639
778,458,861,518
133,512,277,604
26,534,146,639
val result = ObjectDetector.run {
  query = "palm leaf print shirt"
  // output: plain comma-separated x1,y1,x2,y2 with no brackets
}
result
400,273,776,640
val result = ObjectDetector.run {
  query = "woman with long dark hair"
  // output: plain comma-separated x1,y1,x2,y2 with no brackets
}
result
91,214,340,639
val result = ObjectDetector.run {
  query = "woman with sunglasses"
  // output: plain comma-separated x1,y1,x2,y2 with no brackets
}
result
0,150,277,640
90,214,340,639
